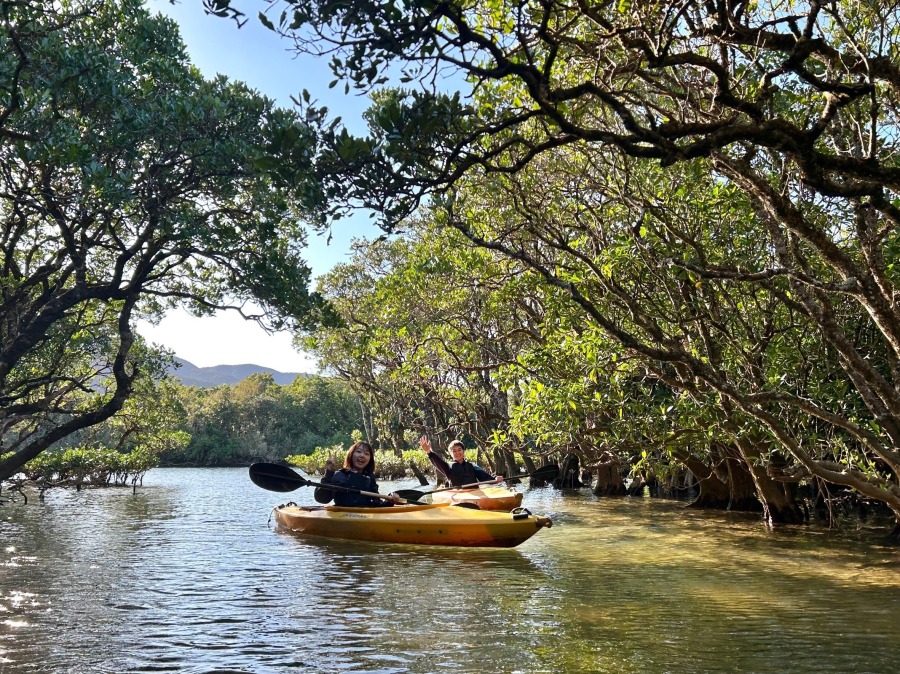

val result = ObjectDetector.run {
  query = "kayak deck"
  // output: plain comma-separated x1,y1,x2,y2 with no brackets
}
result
429,486,524,511
273,502,551,548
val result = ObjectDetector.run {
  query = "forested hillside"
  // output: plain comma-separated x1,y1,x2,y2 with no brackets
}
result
167,358,308,388
163,374,360,466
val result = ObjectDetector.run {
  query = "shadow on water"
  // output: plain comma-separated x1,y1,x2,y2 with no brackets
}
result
2,467,900,674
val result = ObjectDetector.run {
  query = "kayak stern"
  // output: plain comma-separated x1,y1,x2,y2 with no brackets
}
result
430,486,524,511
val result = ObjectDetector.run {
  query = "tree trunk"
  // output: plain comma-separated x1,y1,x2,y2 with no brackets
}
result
588,452,626,496
409,460,429,486
724,452,764,512
736,441,806,525
888,516,900,544
554,453,584,488
673,449,732,509
358,398,372,442
521,454,538,475
671,447,761,511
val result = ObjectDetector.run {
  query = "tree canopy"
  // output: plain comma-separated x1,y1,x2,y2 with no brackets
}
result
0,0,326,480
217,0,900,532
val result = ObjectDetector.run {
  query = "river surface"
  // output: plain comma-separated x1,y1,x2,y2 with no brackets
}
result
1,467,899,673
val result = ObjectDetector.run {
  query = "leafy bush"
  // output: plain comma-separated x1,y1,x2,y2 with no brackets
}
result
286,445,433,479
285,445,344,475
16,446,158,489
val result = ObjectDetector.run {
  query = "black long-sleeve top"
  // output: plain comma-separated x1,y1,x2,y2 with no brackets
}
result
313,468,393,507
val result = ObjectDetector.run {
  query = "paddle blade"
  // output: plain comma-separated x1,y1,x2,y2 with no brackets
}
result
394,489,428,501
534,463,560,480
248,462,309,493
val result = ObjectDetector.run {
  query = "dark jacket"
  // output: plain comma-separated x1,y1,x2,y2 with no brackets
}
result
314,468,393,507
427,452,494,487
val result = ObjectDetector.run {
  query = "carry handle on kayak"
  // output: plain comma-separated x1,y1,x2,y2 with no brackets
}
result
394,463,559,501
248,462,420,505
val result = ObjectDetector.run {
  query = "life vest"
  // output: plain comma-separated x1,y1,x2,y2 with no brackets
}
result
449,461,479,487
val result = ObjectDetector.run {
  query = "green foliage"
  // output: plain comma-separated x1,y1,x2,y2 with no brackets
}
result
307,219,542,461
287,446,435,480
206,0,900,524
18,446,158,489
285,445,344,475
374,449,432,480
165,375,361,466
0,0,326,480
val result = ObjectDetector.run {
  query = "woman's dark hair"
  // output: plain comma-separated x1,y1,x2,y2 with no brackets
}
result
343,440,375,475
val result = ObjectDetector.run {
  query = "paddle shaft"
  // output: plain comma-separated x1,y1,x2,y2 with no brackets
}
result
426,477,506,495
305,476,404,504
404,464,559,498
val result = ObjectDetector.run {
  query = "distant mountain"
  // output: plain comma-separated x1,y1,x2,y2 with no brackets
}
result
167,358,308,387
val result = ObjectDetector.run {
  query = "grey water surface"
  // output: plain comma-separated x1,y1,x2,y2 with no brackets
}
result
1,467,899,673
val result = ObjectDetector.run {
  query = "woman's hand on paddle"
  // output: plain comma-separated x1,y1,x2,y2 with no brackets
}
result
387,492,402,504
492,475,505,484
418,436,432,454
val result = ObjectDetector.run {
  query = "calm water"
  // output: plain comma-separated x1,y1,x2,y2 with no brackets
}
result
1,468,899,674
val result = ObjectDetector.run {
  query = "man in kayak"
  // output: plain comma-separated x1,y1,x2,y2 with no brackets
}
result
419,436,504,488
315,440,401,507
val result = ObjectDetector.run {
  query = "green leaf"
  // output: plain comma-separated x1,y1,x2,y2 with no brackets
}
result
258,12,274,31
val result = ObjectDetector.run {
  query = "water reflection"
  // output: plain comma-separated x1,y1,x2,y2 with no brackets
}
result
265,531,555,673
1,468,899,673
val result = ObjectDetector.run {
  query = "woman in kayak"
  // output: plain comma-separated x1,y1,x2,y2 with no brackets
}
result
314,440,401,507
419,436,504,488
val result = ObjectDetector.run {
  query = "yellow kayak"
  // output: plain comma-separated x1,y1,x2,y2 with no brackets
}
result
428,486,524,511
272,502,551,548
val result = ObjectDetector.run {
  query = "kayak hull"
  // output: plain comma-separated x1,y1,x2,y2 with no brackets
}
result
272,502,551,548
429,486,523,511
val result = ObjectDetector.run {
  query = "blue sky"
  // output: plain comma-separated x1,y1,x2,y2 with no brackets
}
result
138,0,383,372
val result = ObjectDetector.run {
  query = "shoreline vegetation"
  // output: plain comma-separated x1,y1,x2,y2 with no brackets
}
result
2,368,896,542
1,447,157,502
4,436,896,545
5,456,897,552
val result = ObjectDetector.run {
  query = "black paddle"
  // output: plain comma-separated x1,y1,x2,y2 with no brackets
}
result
248,462,422,505
394,463,560,501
